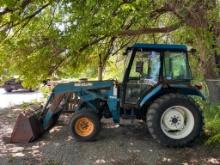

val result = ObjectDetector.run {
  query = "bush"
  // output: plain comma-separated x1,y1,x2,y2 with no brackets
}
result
202,102,220,146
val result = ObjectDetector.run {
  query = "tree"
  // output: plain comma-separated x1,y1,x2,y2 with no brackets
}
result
0,0,219,101
163,0,220,102
0,0,180,82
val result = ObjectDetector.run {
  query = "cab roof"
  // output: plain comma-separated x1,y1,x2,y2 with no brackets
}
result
131,43,187,51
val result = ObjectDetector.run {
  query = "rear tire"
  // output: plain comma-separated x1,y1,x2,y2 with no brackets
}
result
69,110,101,141
146,93,203,147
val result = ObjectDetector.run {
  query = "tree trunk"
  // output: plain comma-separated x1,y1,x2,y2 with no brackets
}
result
204,54,220,103
98,65,103,81
206,79,220,103
98,54,103,81
197,31,220,103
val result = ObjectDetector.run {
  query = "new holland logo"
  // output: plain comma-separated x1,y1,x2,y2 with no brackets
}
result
74,83,92,86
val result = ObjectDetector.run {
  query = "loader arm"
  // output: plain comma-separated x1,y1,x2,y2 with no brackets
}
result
11,80,117,143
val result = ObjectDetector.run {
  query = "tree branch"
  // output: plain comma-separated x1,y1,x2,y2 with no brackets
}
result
20,0,32,9
118,22,181,36
0,7,14,16
149,4,172,18
8,2,52,37
19,2,51,26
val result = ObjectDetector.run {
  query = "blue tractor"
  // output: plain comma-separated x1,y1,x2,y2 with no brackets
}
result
11,43,204,147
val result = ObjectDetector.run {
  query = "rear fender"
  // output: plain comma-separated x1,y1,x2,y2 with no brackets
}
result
168,84,205,100
139,84,205,108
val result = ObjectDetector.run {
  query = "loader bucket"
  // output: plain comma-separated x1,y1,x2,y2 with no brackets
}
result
10,93,72,143
10,108,43,143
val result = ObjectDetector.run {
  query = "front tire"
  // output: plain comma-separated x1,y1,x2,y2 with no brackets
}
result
147,94,203,147
69,110,101,141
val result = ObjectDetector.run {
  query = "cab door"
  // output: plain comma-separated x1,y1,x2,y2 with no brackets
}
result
124,50,161,104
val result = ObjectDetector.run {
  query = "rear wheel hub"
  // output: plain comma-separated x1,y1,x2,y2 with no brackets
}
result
160,106,194,139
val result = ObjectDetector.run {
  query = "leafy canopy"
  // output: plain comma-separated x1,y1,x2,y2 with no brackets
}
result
0,0,219,87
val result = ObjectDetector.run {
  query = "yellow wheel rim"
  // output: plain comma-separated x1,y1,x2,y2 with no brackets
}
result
75,117,94,137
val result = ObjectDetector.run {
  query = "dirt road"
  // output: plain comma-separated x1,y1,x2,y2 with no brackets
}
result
0,88,43,110
0,105,220,165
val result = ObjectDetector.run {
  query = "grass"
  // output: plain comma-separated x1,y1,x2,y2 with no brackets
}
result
201,102,220,146
44,160,61,165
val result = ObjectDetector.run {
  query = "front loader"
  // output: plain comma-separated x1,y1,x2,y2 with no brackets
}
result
11,43,205,147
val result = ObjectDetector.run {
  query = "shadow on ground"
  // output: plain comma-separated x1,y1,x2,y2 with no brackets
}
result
0,106,220,165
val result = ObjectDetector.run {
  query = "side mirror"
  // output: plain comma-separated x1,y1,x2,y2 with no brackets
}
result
136,61,143,74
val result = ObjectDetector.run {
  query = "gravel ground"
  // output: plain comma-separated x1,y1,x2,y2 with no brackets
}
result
0,106,220,165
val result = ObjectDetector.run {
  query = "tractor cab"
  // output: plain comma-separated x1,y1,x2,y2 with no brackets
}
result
121,43,192,106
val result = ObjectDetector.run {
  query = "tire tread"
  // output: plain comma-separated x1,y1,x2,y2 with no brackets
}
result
147,93,203,147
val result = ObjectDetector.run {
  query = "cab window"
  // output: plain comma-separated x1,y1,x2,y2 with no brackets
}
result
163,51,192,80
129,51,160,82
